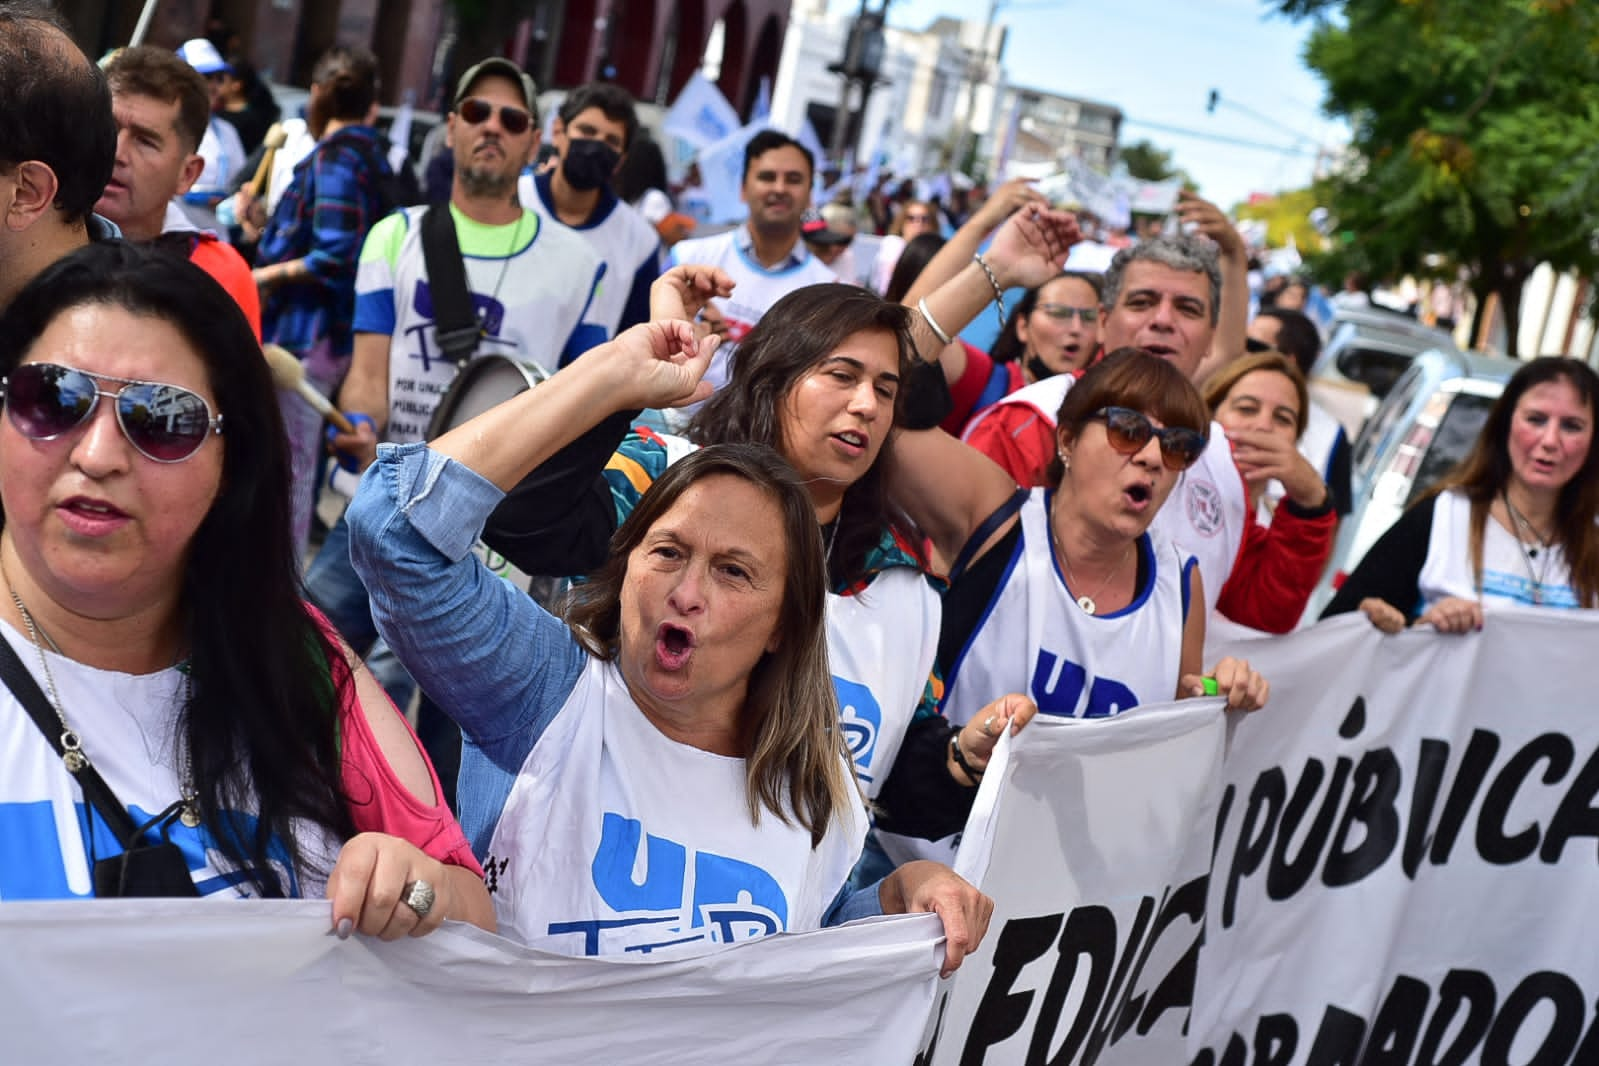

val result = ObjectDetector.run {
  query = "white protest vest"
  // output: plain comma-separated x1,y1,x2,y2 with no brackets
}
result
521,175,662,336
943,488,1193,725
483,656,868,953
827,567,941,797
963,372,1247,612
0,625,338,901
1418,489,1580,609
361,206,600,444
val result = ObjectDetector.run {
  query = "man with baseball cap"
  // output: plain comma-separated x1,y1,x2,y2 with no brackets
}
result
315,57,603,795
176,38,246,215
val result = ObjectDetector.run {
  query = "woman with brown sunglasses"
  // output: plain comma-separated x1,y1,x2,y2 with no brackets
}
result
888,210,1269,734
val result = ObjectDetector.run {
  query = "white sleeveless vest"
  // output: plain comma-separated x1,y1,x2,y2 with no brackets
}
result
0,624,338,900
944,489,1194,726
963,373,1246,612
483,656,868,953
1418,490,1580,609
827,567,941,797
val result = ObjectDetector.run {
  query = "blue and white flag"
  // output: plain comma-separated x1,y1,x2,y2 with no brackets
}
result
662,72,742,152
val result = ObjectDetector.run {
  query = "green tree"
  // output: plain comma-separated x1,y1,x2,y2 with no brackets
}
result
1119,140,1180,182
1117,139,1197,200
1278,0,1599,354
1234,187,1325,253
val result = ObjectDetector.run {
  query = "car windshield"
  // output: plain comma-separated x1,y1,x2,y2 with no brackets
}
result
1406,392,1497,507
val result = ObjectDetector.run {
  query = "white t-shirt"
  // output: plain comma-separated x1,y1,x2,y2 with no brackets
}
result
1420,490,1579,609
0,623,338,900
353,203,605,444
668,226,837,394
519,172,663,335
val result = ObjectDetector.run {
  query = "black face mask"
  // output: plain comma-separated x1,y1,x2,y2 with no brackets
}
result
1026,353,1059,383
562,137,621,191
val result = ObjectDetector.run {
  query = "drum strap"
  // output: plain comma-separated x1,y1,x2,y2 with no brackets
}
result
421,205,482,366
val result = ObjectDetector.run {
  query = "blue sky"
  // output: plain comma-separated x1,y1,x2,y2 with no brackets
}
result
828,0,1346,209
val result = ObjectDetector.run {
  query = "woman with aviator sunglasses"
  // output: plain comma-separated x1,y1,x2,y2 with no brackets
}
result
0,243,494,935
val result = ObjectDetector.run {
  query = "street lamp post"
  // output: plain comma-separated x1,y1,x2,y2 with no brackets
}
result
950,0,1004,176
828,0,890,171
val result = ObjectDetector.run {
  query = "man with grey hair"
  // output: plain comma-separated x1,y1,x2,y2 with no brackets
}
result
0,0,118,311
962,199,1243,486
1096,232,1224,379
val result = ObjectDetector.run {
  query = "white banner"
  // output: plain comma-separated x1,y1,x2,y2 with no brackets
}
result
0,901,944,1064
1194,609,1599,1063
10,611,1599,1065
921,608,1599,1065
921,699,1228,1065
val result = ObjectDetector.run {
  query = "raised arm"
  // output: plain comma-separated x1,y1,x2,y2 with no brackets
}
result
477,265,735,575
430,320,716,489
890,207,1078,563
1180,191,1250,385
901,179,1049,384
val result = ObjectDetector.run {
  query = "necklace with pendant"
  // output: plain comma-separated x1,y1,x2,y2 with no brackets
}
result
5,567,201,827
1503,492,1555,605
1057,537,1134,616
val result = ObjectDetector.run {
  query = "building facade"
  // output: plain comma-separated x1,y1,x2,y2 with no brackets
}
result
991,84,1122,179
58,0,788,115
769,1,1003,177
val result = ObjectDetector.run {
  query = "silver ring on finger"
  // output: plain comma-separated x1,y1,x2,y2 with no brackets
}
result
984,715,997,736
401,878,436,920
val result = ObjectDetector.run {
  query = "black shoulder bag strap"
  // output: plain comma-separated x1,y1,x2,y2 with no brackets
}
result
0,635,198,896
420,204,482,366
948,487,1030,584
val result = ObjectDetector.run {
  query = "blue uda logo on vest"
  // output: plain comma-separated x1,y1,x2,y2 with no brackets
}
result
1031,648,1139,719
552,812,790,955
834,676,882,783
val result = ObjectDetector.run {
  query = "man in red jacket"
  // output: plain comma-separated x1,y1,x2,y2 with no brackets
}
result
95,46,260,337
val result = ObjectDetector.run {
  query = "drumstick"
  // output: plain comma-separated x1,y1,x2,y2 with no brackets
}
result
249,123,289,199
262,343,357,434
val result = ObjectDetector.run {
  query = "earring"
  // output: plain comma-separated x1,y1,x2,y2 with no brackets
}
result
1058,451,1070,470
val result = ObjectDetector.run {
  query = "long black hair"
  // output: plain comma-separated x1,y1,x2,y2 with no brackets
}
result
0,242,357,895
687,284,925,590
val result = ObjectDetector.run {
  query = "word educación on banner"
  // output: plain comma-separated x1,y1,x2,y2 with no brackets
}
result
1197,695,1599,1065
925,879,1206,1066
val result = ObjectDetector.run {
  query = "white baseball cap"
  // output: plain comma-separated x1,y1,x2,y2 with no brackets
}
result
177,38,229,76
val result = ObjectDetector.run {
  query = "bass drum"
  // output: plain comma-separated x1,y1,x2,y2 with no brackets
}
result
426,356,564,606
425,354,549,439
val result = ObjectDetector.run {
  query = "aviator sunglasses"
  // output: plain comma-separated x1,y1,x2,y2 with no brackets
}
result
1087,406,1206,471
1,363,223,463
457,96,533,135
